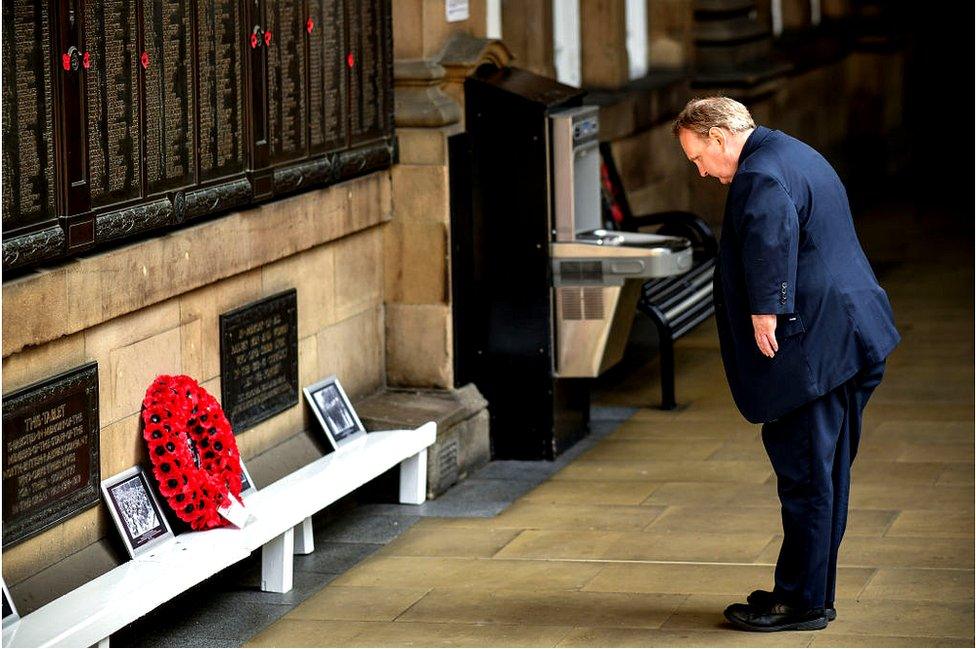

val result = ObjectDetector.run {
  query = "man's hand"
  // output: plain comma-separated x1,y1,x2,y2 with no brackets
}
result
752,314,778,358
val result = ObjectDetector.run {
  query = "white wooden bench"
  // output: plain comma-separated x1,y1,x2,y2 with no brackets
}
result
1,423,436,648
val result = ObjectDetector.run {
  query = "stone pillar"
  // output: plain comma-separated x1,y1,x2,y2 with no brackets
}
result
387,25,510,496
500,0,555,78
388,2,493,389
821,0,850,20
388,60,460,390
388,24,511,390
439,34,513,127
580,0,629,88
692,0,790,98
648,0,695,69
781,0,812,31
754,0,773,32
394,0,488,59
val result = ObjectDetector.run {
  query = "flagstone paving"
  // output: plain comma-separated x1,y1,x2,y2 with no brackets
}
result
245,196,974,647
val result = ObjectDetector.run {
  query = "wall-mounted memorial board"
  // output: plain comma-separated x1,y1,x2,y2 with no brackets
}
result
1,0,394,272
1,0,58,246
219,289,299,433
1,362,100,548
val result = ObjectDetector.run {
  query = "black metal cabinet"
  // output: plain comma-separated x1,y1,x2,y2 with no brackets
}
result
457,66,590,461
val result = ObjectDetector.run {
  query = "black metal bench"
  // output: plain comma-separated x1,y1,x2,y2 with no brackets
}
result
599,143,718,409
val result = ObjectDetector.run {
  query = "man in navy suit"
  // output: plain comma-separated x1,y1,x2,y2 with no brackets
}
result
673,97,900,632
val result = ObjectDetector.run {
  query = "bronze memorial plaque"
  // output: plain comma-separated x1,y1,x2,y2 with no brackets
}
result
308,0,346,153
348,0,390,146
1,0,57,233
219,289,299,433
86,0,141,208
2,362,100,548
266,0,307,163
2,0,394,271
144,0,195,194
197,0,245,181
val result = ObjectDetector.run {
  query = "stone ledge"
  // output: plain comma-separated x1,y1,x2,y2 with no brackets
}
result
3,172,392,357
357,384,490,497
583,70,691,141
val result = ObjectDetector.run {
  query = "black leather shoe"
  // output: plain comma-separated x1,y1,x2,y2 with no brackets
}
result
747,589,837,621
724,601,829,632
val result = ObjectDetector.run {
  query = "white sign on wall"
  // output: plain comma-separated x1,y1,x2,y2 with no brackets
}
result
770,0,783,36
446,0,470,23
625,0,648,80
486,0,502,39
553,0,582,88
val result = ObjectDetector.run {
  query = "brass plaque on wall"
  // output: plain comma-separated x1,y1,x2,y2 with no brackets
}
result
85,0,141,208
1,0,394,272
197,0,246,181
267,0,307,163
219,289,299,433
143,0,196,195
308,0,346,154
2,362,100,549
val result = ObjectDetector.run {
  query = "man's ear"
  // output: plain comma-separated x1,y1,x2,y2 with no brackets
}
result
708,126,726,148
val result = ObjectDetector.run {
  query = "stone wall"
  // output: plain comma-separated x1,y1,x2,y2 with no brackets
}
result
1,172,390,588
605,50,906,226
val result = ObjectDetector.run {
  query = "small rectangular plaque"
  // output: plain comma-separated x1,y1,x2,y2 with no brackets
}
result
2,362,100,548
219,289,299,433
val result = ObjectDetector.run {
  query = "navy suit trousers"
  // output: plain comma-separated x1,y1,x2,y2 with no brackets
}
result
760,359,886,609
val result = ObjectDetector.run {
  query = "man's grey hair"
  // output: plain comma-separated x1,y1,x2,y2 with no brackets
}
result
672,97,755,138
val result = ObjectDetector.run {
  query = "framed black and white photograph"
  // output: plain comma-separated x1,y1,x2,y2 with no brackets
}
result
101,467,174,559
239,459,257,499
2,579,17,627
303,376,366,450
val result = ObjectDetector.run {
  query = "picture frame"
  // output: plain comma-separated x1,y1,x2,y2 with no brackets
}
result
101,466,174,559
238,459,257,499
2,579,17,627
303,376,366,450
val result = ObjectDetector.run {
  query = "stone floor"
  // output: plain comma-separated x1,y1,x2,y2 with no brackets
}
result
243,193,974,647
118,185,973,647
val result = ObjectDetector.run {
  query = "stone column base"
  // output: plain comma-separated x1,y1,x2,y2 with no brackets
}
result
357,383,490,498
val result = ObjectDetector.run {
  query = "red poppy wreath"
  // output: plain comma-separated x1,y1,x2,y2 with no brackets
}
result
141,375,242,530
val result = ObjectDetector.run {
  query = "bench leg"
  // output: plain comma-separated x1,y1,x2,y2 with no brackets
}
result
659,333,676,410
97,637,110,648
261,528,294,593
294,516,314,555
399,448,427,505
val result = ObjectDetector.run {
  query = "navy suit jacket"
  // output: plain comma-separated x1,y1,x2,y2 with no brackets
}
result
714,126,900,423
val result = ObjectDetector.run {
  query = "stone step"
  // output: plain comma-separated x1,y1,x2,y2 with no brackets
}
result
357,384,490,498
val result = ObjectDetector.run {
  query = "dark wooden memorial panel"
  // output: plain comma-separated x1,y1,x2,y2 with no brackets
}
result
308,0,346,154
143,0,195,195
219,289,299,433
267,0,307,163
196,0,246,181
2,362,100,549
348,0,390,147
85,0,141,208
1,0,57,234
2,0,394,272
